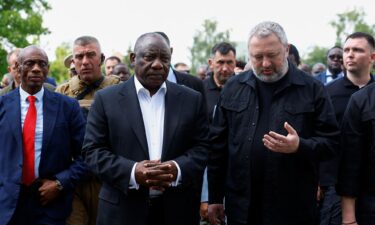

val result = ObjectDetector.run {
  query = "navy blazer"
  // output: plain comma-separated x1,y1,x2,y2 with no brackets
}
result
0,88,86,225
83,77,209,225
314,71,343,84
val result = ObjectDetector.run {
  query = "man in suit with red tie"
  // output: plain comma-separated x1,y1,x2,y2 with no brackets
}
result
0,45,87,225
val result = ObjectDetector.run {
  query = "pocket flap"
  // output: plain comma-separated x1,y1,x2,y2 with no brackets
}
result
221,97,248,112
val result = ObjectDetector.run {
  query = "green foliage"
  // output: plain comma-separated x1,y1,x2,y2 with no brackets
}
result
302,46,328,67
49,43,71,85
304,8,375,66
330,8,375,46
189,19,235,74
0,0,50,74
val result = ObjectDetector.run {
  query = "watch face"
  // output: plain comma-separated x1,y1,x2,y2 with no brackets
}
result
55,180,63,190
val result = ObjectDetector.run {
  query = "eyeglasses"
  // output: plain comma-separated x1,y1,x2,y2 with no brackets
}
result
22,60,48,69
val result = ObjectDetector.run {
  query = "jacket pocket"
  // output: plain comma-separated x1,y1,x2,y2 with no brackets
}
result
221,97,250,143
98,184,119,205
283,104,315,134
221,97,248,112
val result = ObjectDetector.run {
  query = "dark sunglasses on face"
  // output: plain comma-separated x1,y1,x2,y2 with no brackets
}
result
328,55,343,60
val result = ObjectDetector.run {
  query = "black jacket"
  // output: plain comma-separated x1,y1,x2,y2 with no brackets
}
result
208,64,339,225
337,82,375,198
202,75,221,120
321,75,374,186
174,69,205,97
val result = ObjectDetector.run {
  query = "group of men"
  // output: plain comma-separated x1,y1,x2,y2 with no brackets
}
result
0,21,374,225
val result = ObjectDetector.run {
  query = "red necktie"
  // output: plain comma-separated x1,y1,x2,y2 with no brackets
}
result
22,96,37,186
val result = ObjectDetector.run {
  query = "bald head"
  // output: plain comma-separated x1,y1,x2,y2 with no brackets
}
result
133,32,170,53
130,32,171,96
18,45,49,65
17,45,49,95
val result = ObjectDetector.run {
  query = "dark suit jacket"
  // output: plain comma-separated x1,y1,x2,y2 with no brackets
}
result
0,88,86,225
174,69,205,97
314,71,343,84
83,77,209,225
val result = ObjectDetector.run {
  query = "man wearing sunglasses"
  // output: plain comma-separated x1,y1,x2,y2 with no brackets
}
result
315,46,344,84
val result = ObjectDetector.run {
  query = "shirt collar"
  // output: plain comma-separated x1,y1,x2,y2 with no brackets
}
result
19,86,44,102
343,74,375,87
167,67,177,83
326,70,344,77
134,75,167,96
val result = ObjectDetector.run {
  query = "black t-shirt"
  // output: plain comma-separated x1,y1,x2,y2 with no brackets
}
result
249,74,289,222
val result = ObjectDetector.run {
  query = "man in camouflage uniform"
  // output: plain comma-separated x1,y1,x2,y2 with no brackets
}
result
56,36,120,225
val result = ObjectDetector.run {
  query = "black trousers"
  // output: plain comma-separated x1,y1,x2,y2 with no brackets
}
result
356,194,375,225
147,196,164,225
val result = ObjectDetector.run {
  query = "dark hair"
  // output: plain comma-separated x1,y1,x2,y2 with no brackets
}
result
326,46,343,56
105,56,121,64
345,32,375,50
288,44,300,66
211,42,236,56
18,45,48,64
236,60,246,69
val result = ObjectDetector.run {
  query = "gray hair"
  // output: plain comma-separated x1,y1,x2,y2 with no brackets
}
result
6,48,22,65
73,36,102,53
248,21,288,47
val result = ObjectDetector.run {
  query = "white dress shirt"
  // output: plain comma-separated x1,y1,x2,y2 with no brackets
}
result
325,69,344,83
167,67,177,83
19,86,44,178
129,76,181,190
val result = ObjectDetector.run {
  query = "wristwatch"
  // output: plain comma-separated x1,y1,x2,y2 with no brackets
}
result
55,180,63,191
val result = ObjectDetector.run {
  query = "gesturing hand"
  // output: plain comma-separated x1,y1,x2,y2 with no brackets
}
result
263,122,300,153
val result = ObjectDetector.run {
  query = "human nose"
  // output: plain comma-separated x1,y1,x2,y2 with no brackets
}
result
345,50,354,58
82,55,90,65
262,58,272,68
31,63,43,72
151,58,163,69
222,63,229,72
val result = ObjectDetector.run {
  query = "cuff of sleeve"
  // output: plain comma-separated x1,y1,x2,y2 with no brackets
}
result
129,163,139,190
201,168,208,202
296,138,318,161
171,160,181,186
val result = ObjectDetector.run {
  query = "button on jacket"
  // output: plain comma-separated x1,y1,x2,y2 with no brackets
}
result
208,63,340,225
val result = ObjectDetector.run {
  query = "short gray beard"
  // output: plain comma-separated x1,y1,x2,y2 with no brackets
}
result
252,59,289,83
